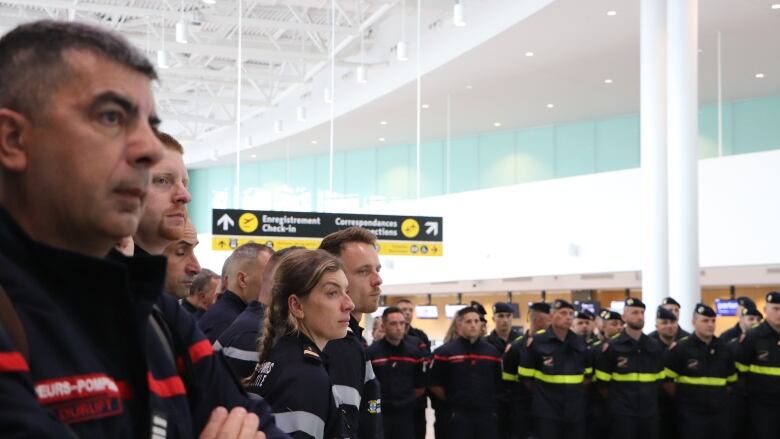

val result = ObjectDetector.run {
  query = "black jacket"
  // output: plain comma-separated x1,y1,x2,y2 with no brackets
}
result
367,338,426,410
430,336,502,412
736,321,780,406
214,300,265,379
247,333,345,439
199,290,247,343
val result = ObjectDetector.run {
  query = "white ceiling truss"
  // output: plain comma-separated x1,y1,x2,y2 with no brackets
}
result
0,0,402,141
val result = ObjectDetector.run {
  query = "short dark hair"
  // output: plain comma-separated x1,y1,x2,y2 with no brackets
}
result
319,227,377,257
157,131,184,154
0,20,156,119
396,299,413,306
456,306,480,319
190,268,219,296
382,306,404,323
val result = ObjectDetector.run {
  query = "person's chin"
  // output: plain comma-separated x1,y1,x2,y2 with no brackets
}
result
160,223,184,241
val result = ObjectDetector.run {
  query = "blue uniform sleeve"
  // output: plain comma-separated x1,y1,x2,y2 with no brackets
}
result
429,346,448,388
155,294,289,439
0,331,77,437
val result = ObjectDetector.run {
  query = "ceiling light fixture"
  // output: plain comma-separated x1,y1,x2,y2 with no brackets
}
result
356,64,368,84
251,154,257,159
175,0,188,43
422,104,430,109
202,0,216,4
453,1,466,27
274,120,283,133
323,87,332,103
397,0,408,61
772,3,780,9
493,122,502,127
606,10,617,16
755,73,765,78
357,1,368,84
311,140,319,145
604,78,613,84
297,106,307,122
157,17,169,69
525,52,534,57
546,103,555,108
378,137,386,142
465,85,473,89
380,120,388,125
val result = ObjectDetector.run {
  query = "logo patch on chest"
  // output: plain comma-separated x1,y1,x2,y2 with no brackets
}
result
757,350,770,362
253,361,275,388
616,356,629,369
543,356,554,368
35,373,124,424
686,359,699,370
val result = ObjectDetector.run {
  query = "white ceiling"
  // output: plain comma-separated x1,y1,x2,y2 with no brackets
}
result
199,0,780,167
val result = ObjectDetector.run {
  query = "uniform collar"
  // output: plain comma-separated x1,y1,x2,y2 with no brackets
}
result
457,336,482,347
219,289,248,309
349,315,364,338
757,321,780,338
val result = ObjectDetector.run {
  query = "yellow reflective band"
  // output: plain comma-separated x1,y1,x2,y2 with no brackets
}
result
747,364,780,377
533,371,584,384
594,369,612,382
735,362,749,373
584,367,593,375
664,368,679,379
676,376,728,386
502,372,519,382
727,373,738,383
609,371,665,382
518,367,536,378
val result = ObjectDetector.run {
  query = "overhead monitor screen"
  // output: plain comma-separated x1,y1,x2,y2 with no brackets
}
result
445,304,467,319
416,305,439,319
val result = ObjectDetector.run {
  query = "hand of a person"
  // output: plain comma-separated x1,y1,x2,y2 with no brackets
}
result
198,406,266,439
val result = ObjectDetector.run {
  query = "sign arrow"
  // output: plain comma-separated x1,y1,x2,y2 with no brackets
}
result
424,221,439,236
217,213,235,232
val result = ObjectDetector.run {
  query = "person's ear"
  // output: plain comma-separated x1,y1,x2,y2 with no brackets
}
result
289,294,305,319
237,271,247,289
0,109,30,172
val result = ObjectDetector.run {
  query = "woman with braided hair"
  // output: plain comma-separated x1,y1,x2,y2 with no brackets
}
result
246,249,354,439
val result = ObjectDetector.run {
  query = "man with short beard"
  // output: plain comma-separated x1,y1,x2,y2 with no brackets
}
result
594,298,664,439
132,131,191,255
162,220,201,299
650,306,680,349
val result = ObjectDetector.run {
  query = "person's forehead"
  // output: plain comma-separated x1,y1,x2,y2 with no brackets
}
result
387,313,405,321
152,148,186,176
58,49,154,111
341,241,379,262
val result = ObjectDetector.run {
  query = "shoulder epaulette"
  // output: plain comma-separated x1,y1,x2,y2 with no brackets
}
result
535,329,546,334
610,333,620,339
678,336,689,342
303,346,322,363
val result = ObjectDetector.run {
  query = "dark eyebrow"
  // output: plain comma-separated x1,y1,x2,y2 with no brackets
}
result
90,91,138,116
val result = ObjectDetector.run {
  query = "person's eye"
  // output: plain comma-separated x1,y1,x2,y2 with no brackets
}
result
99,110,125,126
153,176,172,186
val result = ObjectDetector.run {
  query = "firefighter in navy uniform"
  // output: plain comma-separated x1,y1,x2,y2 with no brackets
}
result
736,291,780,439
587,309,622,439
367,307,426,439
649,306,680,439
486,302,521,439
594,298,665,439
720,296,758,343
519,300,589,439
397,299,431,439
572,310,598,346
724,304,762,439
502,302,551,439
430,307,502,439
648,297,690,339
663,304,736,439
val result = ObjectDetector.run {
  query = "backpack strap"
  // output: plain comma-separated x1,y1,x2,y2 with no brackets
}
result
0,284,29,361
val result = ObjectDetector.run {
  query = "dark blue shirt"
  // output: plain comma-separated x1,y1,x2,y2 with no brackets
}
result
215,300,265,379
199,290,247,343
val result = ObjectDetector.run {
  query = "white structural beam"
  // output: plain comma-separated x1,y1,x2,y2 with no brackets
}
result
2,0,358,34
667,0,700,331
159,112,235,127
640,0,668,319
155,91,271,108
160,66,307,84
128,37,329,62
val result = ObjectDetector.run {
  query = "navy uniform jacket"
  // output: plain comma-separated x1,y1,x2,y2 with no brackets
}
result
430,336,502,412
367,338,426,410
664,334,736,412
179,299,205,320
519,328,589,421
594,330,665,417
247,333,345,439
214,300,265,379
486,329,521,355
719,323,743,345
0,208,288,438
648,327,690,342
199,290,247,343
736,321,780,406
407,327,431,351
323,316,382,439
502,332,533,405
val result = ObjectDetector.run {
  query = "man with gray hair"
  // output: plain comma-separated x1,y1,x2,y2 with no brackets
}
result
199,242,274,343
0,20,286,438
181,268,220,319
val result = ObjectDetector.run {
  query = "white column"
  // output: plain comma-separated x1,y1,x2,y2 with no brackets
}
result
667,0,700,331
640,0,668,316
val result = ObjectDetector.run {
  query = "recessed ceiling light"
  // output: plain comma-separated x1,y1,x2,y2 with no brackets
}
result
772,3,780,9
378,137,386,142
251,154,256,159
493,122,502,127
755,73,765,78
380,120,388,125
465,85,473,89
525,52,534,57
604,78,613,84
546,103,555,108
421,104,430,109
606,10,617,16
311,140,318,144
